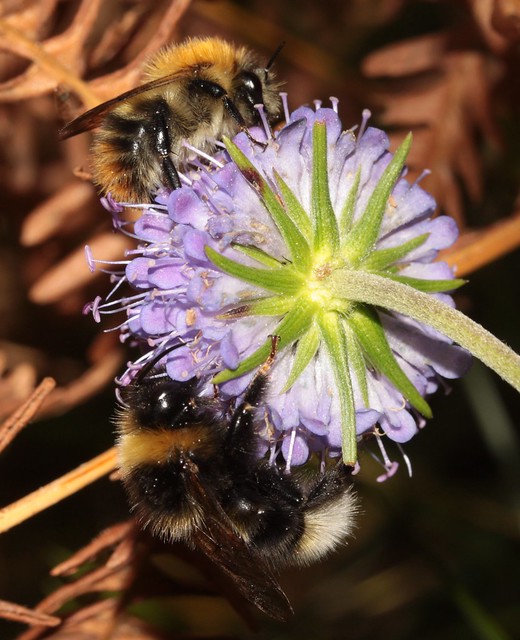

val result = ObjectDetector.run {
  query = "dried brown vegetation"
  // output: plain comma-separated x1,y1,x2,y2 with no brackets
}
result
1,1,519,638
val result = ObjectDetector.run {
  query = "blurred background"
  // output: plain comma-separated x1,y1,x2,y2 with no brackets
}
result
0,1,519,638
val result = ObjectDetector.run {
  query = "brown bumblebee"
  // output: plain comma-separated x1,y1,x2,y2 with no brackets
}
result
116,338,357,621
59,37,283,202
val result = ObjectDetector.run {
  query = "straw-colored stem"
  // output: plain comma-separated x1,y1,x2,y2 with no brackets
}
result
0,378,56,454
442,210,520,277
0,447,117,534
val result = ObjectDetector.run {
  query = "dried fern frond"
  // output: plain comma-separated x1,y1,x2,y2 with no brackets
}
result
1,3,519,640
362,29,502,222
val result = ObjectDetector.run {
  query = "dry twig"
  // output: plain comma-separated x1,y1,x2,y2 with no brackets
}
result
0,377,55,454
0,601,59,628
0,447,117,534
442,210,520,276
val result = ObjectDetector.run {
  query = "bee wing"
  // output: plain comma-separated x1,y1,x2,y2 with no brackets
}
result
188,470,293,622
58,69,192,140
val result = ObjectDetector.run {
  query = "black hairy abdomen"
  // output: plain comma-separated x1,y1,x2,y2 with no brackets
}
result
127,462,189,513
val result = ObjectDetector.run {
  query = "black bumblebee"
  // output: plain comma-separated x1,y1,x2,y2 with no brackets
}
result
116,338,356,620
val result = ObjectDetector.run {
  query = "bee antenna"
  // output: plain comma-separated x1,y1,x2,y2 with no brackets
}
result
265,41,285,77
130,341,190,386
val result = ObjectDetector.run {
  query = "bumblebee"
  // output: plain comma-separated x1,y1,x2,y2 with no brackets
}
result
59,37,282,202
116,338,357,620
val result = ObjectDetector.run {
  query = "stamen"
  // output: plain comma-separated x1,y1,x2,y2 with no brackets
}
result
254,103,272,140
147,336,177,350
377,461,399,482
84,296,102,322
104,201,169,239
94,290,149,313
373,432,399,482
178,170,192,187
396,443,413,477
313,99,322,111
138,244,177,259
119,202,168,211
357,108,372,142
118,227,147,242
284,427,297,473
374,430,391,464
84,245,130,273
279,92,290,124
84,245,96,273
101,194,124,214
114,387,127,406
105,273,128,302
412,169,431,186
99,267,127,277
129,350,162,369
320,450,326,474
103,318,134,333
329,96,339,113
268,442,278,466
123,247,147,258
182,141,225,168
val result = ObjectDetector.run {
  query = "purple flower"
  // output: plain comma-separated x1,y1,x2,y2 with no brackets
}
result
88,99,472,476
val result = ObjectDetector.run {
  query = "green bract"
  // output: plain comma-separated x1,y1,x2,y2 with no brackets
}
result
206,123,465,464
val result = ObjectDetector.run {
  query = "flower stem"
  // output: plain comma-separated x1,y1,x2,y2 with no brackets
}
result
328,269,520,392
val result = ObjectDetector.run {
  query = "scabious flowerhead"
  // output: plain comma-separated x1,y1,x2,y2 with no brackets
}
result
87,97,471,478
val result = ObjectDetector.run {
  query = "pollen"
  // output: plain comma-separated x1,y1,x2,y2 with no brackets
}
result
313,263,333,280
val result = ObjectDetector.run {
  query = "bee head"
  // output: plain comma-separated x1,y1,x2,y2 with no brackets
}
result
120,343,207,430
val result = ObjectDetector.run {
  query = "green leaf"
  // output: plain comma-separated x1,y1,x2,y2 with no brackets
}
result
280,322,321,392
343,321,369,406
361,233,430,271
382,273,467,293
231,243,285,268
345,133,412,266
213,301,315,384
218,295,297,319
339,167,361,241
312,122,339,254
224,138,311,271
348,305,432,417
318,312,357,466
273,170,312,242
206,246,302,294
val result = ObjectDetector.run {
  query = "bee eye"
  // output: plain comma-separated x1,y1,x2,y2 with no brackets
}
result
236,71,264,109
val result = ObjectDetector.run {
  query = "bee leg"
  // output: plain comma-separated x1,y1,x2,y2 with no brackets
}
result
161,156,182,191
241,334,279,407
221,96,267,147
223,335,280,463
152,100,182,191
305,463,355,507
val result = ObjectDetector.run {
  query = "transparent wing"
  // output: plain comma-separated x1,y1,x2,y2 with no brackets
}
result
188,469,293,621
59,69,191,139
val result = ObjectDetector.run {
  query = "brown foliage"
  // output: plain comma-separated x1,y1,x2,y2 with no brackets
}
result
0,1,519,638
